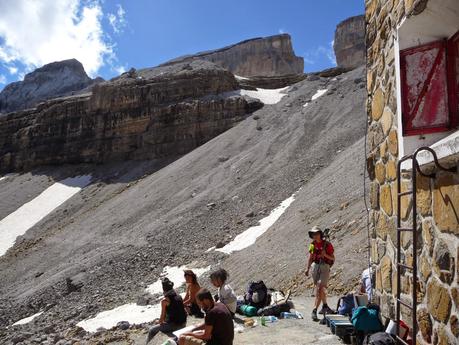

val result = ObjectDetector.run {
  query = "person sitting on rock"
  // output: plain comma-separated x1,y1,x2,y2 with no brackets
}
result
183,270,204,318
209,268,237,316
305,226,335,321
146,277,187,344
179,288,234,345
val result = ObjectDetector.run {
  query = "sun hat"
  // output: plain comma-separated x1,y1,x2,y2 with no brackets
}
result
308,226,323,239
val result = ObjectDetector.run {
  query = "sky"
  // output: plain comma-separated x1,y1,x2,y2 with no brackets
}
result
0,0,364,89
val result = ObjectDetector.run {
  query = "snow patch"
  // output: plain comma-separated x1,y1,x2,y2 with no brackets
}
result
303,89,327,107
311,89,328,101
216,192,297,254
0,174,13,181
77,303,161,333
234,75,249,81
146,265,210,295
0,175,92,256
240,87,289,105
11,311,44,326
78,265,210,333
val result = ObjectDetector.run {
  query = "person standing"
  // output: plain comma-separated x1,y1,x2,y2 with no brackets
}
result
305,226,335,321
146,278,187,344
179,288,234,345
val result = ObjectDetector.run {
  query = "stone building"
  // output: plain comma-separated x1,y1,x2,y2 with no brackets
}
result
365,0,458,344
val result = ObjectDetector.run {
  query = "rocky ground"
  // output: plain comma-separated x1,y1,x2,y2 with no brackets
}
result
0,66,368,344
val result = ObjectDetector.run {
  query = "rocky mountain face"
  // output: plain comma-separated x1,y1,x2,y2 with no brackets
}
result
162,34,304,77
0,60,262,172
0,59,102,114
333,15,365,70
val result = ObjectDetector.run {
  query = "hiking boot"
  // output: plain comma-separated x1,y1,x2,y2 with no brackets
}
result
311,309,319,321
319,305,335,315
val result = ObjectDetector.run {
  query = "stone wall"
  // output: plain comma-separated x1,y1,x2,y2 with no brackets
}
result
0,61,261,173
334,15,366,70
365,0,459,344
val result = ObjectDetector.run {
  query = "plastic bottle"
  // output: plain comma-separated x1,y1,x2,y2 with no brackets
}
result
280,312,297,319
264,315,278,323
280,311,304,319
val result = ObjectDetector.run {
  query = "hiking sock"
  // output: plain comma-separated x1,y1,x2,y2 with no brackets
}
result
311,308,319,321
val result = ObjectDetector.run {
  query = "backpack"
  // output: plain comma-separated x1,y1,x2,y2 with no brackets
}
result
364,332,396,345
309,240,335,266
351,305,383,333
337,293,355,316
257,302,291,316
244,281,269,309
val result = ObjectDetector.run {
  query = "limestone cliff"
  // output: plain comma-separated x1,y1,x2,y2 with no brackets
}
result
0,59,102,114
162,34,304,77
333,15,365,70
0,60,261,172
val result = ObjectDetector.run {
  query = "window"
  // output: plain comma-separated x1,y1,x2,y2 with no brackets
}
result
400,31,459,136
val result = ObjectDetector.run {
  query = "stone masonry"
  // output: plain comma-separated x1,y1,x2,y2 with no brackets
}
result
366,0,458,344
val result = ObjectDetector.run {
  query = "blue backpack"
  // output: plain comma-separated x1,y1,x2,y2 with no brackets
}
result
351,305,383,332
337,293,355,316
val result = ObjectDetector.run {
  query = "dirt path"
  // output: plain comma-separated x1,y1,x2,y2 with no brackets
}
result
97,296,343,345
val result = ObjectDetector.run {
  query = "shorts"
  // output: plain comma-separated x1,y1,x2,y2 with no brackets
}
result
182,335,205,345
312,262,330,287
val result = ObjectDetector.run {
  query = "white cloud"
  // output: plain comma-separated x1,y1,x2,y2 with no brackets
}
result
0,0,115,77
108,4,127,34
0,74,6,84
278,28,285,34
7,65,17,75
303,40,336,67
114,65,126,75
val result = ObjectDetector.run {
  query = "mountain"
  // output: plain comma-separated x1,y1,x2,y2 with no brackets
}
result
161,34,304,77
0,59,102,114
0,60,262,172
0,19,368,344
333,15,366,70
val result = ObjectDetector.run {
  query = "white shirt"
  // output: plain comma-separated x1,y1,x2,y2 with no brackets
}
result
361,268,373,299
218,284,237,313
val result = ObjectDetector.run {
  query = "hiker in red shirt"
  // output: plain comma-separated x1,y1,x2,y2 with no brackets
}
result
305,226,335,321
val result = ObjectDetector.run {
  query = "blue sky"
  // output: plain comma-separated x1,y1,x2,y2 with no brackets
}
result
0,0,363,88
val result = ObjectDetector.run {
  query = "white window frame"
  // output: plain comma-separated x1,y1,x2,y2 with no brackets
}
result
394,0,459,168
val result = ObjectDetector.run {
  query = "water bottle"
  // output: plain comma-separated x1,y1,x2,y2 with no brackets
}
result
264,315,278,322
280,311,304,319
280,312,297,319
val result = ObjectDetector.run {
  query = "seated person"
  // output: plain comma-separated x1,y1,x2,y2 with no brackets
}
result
179,288,234,345
146,278,187,344
183,270,204,318
209,268,237,315
360,267,374,301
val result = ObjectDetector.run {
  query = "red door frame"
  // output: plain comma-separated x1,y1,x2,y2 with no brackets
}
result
447,31,459,129
400,40,451,136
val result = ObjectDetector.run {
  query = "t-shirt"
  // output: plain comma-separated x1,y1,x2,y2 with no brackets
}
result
218,284,237,313
164,290,187,324
309,240,334,265
205,302,234,345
